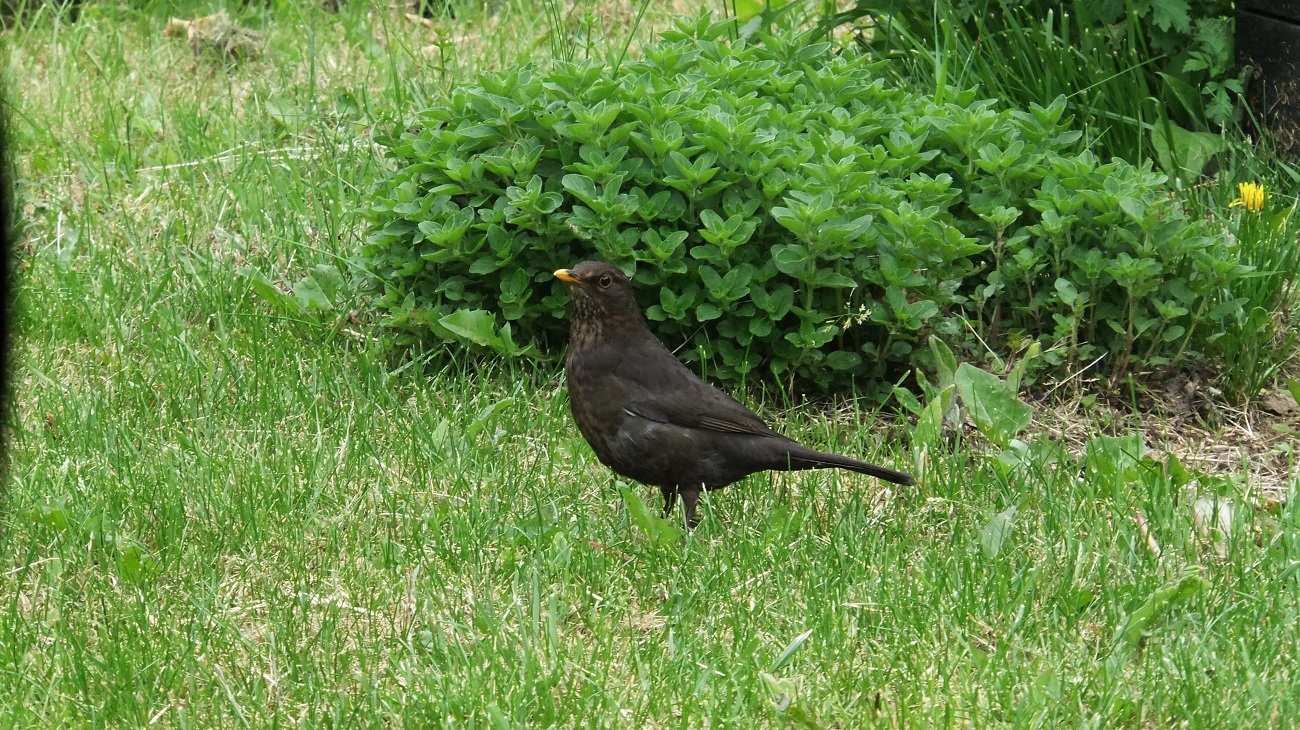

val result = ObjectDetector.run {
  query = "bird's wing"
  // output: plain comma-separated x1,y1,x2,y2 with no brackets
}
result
610,340,781,438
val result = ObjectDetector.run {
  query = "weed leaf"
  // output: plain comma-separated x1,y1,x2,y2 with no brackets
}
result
980,505,1018,559
955,363,1032,446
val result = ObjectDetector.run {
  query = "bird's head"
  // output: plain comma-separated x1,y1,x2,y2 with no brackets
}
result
553,261,644,341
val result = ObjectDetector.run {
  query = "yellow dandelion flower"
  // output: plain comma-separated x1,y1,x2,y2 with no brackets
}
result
1230,181,1265,212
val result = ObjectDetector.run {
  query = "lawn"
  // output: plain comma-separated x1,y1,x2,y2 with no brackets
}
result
2,2,1298,727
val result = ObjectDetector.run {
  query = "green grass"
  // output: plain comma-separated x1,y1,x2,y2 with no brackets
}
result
3,2,1299,727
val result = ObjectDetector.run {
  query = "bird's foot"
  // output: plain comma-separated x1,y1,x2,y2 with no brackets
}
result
681,488,700,530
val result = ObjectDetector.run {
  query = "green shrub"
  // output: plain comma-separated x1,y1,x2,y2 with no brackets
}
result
358,13,1248,395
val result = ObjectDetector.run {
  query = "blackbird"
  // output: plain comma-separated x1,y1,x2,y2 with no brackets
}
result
554,261,915,528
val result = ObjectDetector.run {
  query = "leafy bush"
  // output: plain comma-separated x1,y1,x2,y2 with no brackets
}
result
358,13,1248,395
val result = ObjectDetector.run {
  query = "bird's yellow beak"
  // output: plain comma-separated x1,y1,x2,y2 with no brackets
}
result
553,269,581,284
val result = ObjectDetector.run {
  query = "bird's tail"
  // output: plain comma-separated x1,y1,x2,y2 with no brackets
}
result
785,445,916,486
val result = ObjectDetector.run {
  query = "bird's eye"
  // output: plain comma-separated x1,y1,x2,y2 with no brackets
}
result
598,274,612,288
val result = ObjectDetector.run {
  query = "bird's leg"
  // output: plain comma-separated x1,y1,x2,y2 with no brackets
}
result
680,488,701,530
661,486,678,516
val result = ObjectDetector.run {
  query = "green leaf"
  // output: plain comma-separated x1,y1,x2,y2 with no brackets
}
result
1287,379,1300,409
893,385,923,417
928,335,957,386
240,267,302,317
1113,567,1209,648
1085,433,1145,483
760,672,797,713
264,96,309,128
465,398,514,440
306,264,345,303
1151,118,1226,180
115,543,156,585
619,484,684,547
486,702,511,730
979,505,1018,559
1006,341,1040,393
912,384,954,448
733,0,763,20
438,309,502,348
954,363,1032,447
1064,587,1096,614
293,277,332,311
769,629,813,673
24,500,70,531
1118,197,1146,223
1053,277,1078,306
825,350,861,371
770,243,810,278
1148,0,1191,34
813,269,857,288
561,174,598,205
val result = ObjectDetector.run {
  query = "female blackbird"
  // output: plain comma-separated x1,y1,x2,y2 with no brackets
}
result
555,261,915,528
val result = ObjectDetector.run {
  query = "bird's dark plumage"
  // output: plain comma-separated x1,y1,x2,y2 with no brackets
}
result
555,261,915,528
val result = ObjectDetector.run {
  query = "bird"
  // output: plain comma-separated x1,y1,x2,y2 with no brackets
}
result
553,261,915,528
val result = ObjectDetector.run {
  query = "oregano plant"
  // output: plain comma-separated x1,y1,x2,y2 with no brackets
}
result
358,12,1248,395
